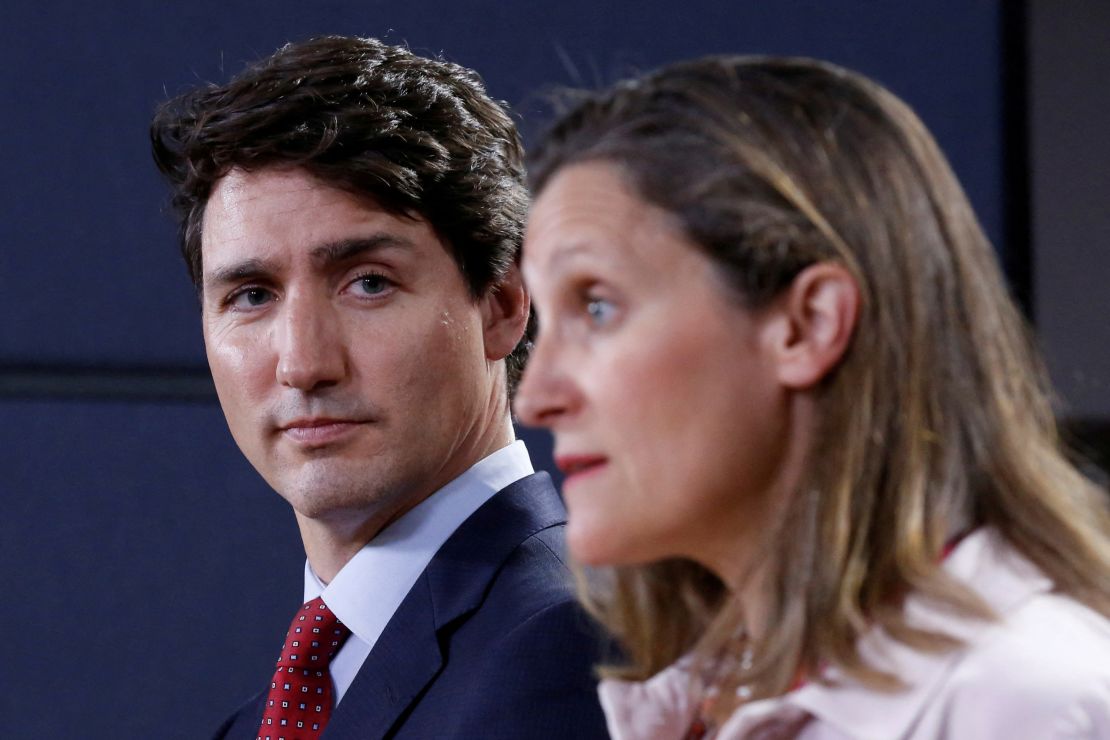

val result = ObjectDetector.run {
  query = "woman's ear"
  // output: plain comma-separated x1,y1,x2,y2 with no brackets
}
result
765,263,860,389
481,263,531,361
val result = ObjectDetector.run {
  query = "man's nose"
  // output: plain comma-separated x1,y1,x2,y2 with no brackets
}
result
514,334,578,428
274,293,348,392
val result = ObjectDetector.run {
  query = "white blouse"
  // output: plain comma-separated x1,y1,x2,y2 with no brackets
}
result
599,529,1110,739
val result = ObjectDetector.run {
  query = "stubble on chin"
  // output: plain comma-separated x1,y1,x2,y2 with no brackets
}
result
278,458,413,529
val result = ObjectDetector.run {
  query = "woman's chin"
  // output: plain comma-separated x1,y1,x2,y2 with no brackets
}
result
566,517,655,568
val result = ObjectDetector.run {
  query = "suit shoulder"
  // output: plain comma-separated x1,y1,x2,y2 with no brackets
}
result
484,520,577,611
510,519,573,572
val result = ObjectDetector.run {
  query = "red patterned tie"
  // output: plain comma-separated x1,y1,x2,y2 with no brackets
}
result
256,597,352,740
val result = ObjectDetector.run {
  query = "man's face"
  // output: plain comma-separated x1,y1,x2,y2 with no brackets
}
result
200,167,507,526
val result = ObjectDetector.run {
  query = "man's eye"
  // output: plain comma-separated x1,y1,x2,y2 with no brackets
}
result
352,273,393,296
230,287,273,308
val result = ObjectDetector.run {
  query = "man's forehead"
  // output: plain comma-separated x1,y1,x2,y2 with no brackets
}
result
206,170,390,245
205,168,351,232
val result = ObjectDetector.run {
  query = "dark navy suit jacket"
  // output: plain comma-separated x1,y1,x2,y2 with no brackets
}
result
213,472,611,739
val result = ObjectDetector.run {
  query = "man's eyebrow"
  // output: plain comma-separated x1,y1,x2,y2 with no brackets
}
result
203,236,416,291
205,258,278,289
310,235,415,266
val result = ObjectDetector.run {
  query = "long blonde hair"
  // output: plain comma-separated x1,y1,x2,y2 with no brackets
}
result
528,56,1110,703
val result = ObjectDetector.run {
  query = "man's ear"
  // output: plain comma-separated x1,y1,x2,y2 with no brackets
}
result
764,262,859,389
480,263,531,361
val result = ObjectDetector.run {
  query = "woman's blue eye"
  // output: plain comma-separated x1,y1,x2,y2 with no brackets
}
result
586,297,616,326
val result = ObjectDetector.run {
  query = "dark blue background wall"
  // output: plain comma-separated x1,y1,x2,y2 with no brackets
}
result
2,2,1008,737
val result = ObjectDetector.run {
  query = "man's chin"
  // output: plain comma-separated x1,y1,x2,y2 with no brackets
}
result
277,473,399,524
283,487,377,519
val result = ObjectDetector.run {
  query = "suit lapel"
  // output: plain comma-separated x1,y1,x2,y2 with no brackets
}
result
426,472,565,629
322,575,442,738
322,473,564,738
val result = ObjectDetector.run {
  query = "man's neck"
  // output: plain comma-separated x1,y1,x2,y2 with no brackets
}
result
296,415,516,584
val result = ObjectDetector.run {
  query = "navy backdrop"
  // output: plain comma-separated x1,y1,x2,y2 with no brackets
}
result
2,2,1008,737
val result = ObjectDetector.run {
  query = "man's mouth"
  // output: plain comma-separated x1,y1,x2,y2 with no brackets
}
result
279,418,367,446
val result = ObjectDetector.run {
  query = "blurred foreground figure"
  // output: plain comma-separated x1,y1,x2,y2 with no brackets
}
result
516,55,1110,739
152,36,608,740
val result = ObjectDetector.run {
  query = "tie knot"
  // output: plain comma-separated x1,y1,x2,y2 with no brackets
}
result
276,596,351,669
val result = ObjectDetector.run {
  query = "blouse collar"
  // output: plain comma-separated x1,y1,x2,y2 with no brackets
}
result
599,529,1054,739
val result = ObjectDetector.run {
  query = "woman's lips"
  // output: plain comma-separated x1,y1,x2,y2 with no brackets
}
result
555,454,609,483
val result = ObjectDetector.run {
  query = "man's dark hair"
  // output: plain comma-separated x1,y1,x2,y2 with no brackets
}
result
151,35,531,389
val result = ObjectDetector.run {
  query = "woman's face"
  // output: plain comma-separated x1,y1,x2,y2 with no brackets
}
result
516,162,793,575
